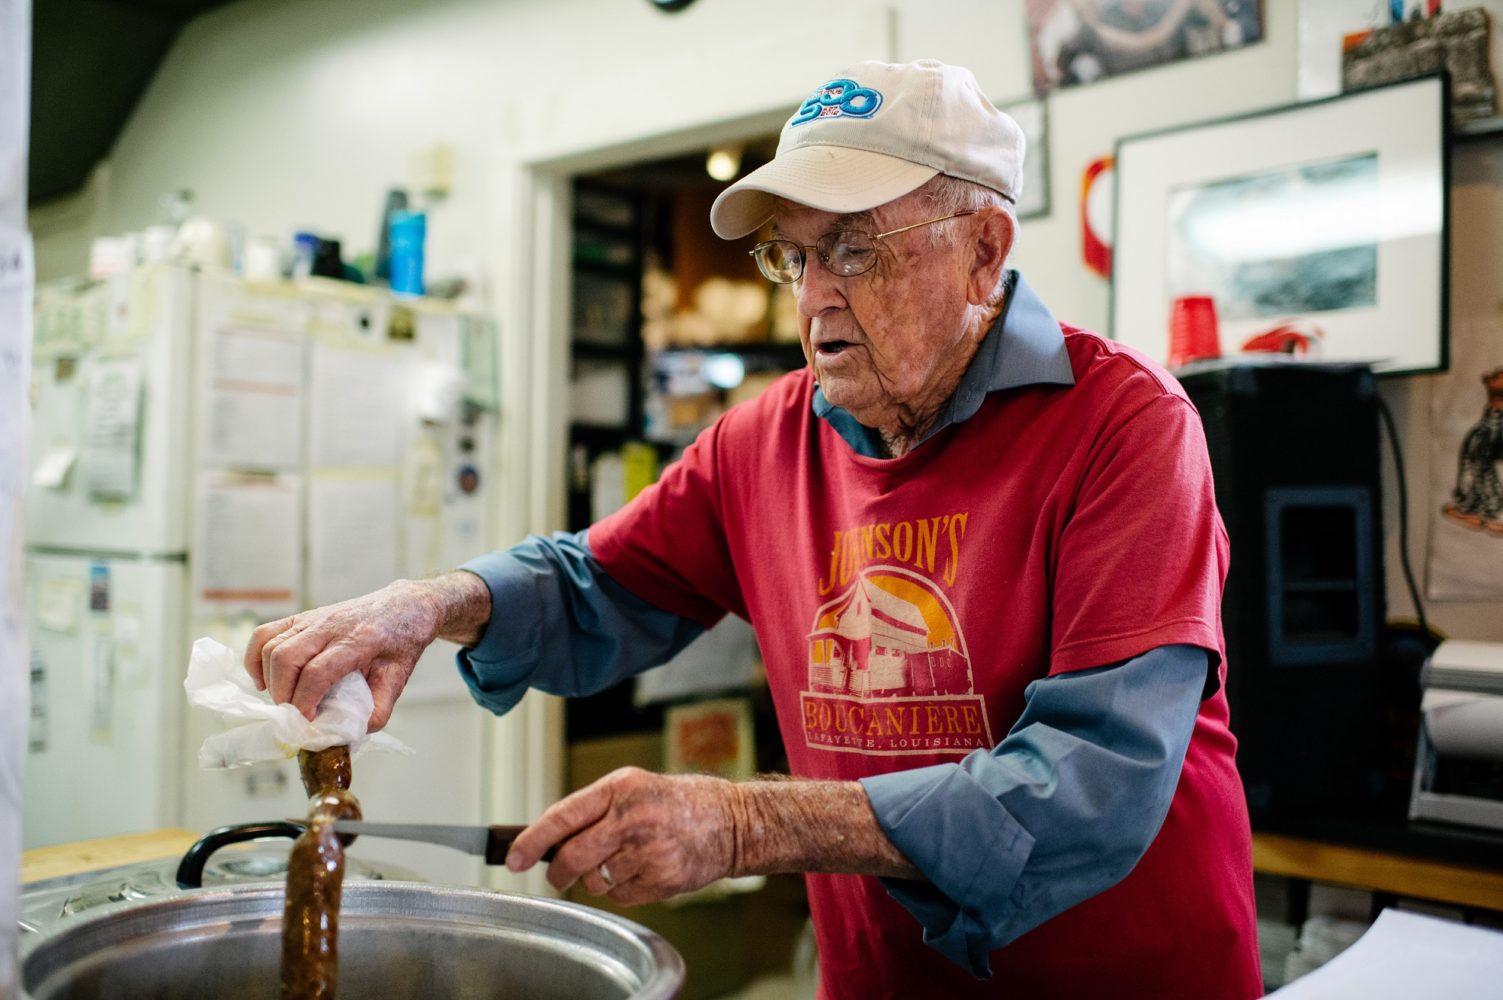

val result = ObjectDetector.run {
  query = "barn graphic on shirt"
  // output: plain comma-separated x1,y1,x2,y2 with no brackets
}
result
801,567,992,755
807,568,972,695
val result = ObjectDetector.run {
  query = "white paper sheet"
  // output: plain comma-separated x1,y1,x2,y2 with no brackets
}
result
1269,909,1503,999
30,442,75,488
590,451,625,523
309,346,403,468
203,324,304,470
401,432,443,579
77,356,142,500
415,309,464,367
412,360,466,423
35,575,80,633
28,647,46,753
307,474,400,607
88,619,114,744
195,473,301,617
1295,0,1380,100
111,610,144,695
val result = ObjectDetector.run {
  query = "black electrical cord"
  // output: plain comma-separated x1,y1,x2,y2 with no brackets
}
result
1375,392,1430,639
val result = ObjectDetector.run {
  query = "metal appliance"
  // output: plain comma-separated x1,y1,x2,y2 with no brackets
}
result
1410,639,1503,831
25,264,498,886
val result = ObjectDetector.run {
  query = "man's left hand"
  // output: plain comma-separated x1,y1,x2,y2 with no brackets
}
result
505,766,741,904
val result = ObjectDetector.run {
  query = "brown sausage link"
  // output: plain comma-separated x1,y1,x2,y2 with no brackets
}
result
298,746,352,797
282,748,361,999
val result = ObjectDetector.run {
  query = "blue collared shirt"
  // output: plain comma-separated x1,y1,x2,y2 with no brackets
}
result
457,271,1207,977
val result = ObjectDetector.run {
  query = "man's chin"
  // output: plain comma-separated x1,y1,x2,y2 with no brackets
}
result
816,377,878,419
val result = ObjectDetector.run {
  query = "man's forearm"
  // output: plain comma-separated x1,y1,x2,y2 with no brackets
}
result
726,778,920,880
424,570,493,647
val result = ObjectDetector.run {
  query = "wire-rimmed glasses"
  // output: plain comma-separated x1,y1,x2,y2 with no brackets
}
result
748,210,976,284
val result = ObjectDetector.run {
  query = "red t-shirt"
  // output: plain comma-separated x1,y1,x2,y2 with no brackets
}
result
591,327,1261,999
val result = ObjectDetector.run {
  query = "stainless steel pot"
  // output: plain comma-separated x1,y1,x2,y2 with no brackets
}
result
21,881,685,999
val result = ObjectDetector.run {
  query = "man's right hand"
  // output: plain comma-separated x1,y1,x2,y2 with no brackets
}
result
243,572,491,731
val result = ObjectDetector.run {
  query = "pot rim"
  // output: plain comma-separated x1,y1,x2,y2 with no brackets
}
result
21,880,685,1000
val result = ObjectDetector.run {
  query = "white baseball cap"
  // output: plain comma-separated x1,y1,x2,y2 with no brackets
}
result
709,59,1024,240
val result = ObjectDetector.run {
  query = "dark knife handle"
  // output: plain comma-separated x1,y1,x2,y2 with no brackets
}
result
484,824,557,866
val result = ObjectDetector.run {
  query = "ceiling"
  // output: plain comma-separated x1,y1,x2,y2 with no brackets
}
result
29,1,775,208
29,0,242,205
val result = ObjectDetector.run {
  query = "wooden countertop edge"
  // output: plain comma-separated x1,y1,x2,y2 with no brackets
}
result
1252,831,1503,911
22,828,201,884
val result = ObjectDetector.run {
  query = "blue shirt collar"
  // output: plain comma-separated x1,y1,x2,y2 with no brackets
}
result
812,270,1075,456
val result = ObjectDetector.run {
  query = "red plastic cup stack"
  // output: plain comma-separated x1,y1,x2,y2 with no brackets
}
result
1167,294,1221,370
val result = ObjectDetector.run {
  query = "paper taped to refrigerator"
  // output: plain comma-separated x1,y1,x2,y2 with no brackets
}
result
31,443,75,489
35,575,80,633
310,345,402,468
195,472,300,616
78,357,142,500
307,474,399,607
185,637,410,767
203,323,304,470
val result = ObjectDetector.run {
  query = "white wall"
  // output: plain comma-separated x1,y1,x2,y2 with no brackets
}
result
30,0,1303,321
23,0,1503,829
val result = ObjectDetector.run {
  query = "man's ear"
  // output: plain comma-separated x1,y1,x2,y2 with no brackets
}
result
967,208,1014,306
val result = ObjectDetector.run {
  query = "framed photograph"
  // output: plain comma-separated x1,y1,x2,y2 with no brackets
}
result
1027,0,1264,95
998,97,1051,219
1110,73,1450,376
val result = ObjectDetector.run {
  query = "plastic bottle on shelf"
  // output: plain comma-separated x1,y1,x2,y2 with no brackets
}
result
290,231,320,279
387,210,426,296
373,188,409,283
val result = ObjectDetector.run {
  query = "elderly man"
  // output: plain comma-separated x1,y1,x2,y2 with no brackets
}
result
249,60,1261,998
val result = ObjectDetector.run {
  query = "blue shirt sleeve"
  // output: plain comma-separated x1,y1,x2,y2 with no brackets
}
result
454,530,710,715
858,645,1207,978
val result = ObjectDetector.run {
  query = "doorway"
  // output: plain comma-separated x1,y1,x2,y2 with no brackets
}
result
558,136,818,1000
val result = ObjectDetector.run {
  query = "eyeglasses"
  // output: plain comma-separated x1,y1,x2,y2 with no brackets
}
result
748,210,976,284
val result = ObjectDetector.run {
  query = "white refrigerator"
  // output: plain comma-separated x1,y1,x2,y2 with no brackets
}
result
25,264,498,885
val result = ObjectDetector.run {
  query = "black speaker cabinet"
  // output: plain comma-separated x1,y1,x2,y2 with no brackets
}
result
1179,364,1386,816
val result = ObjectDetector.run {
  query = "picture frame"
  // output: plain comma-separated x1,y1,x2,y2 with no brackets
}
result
1027,0,1265,96
998,97,1051,220
1110,74,1450,376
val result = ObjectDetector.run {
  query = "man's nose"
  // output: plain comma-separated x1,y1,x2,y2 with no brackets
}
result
794,252,846,317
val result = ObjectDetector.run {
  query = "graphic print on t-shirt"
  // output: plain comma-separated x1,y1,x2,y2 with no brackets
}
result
802,564,993,756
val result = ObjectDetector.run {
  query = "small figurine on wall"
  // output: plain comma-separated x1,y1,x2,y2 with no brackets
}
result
1442,366,1503,534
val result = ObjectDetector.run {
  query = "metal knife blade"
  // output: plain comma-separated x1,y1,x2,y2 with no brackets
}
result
329,821,555,865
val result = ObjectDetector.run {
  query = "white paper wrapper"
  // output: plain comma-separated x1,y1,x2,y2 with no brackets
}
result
185,636,412,768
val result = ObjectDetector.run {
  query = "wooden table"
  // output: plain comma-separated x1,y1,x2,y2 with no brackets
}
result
21,828,200,884
1252,828,1503,923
